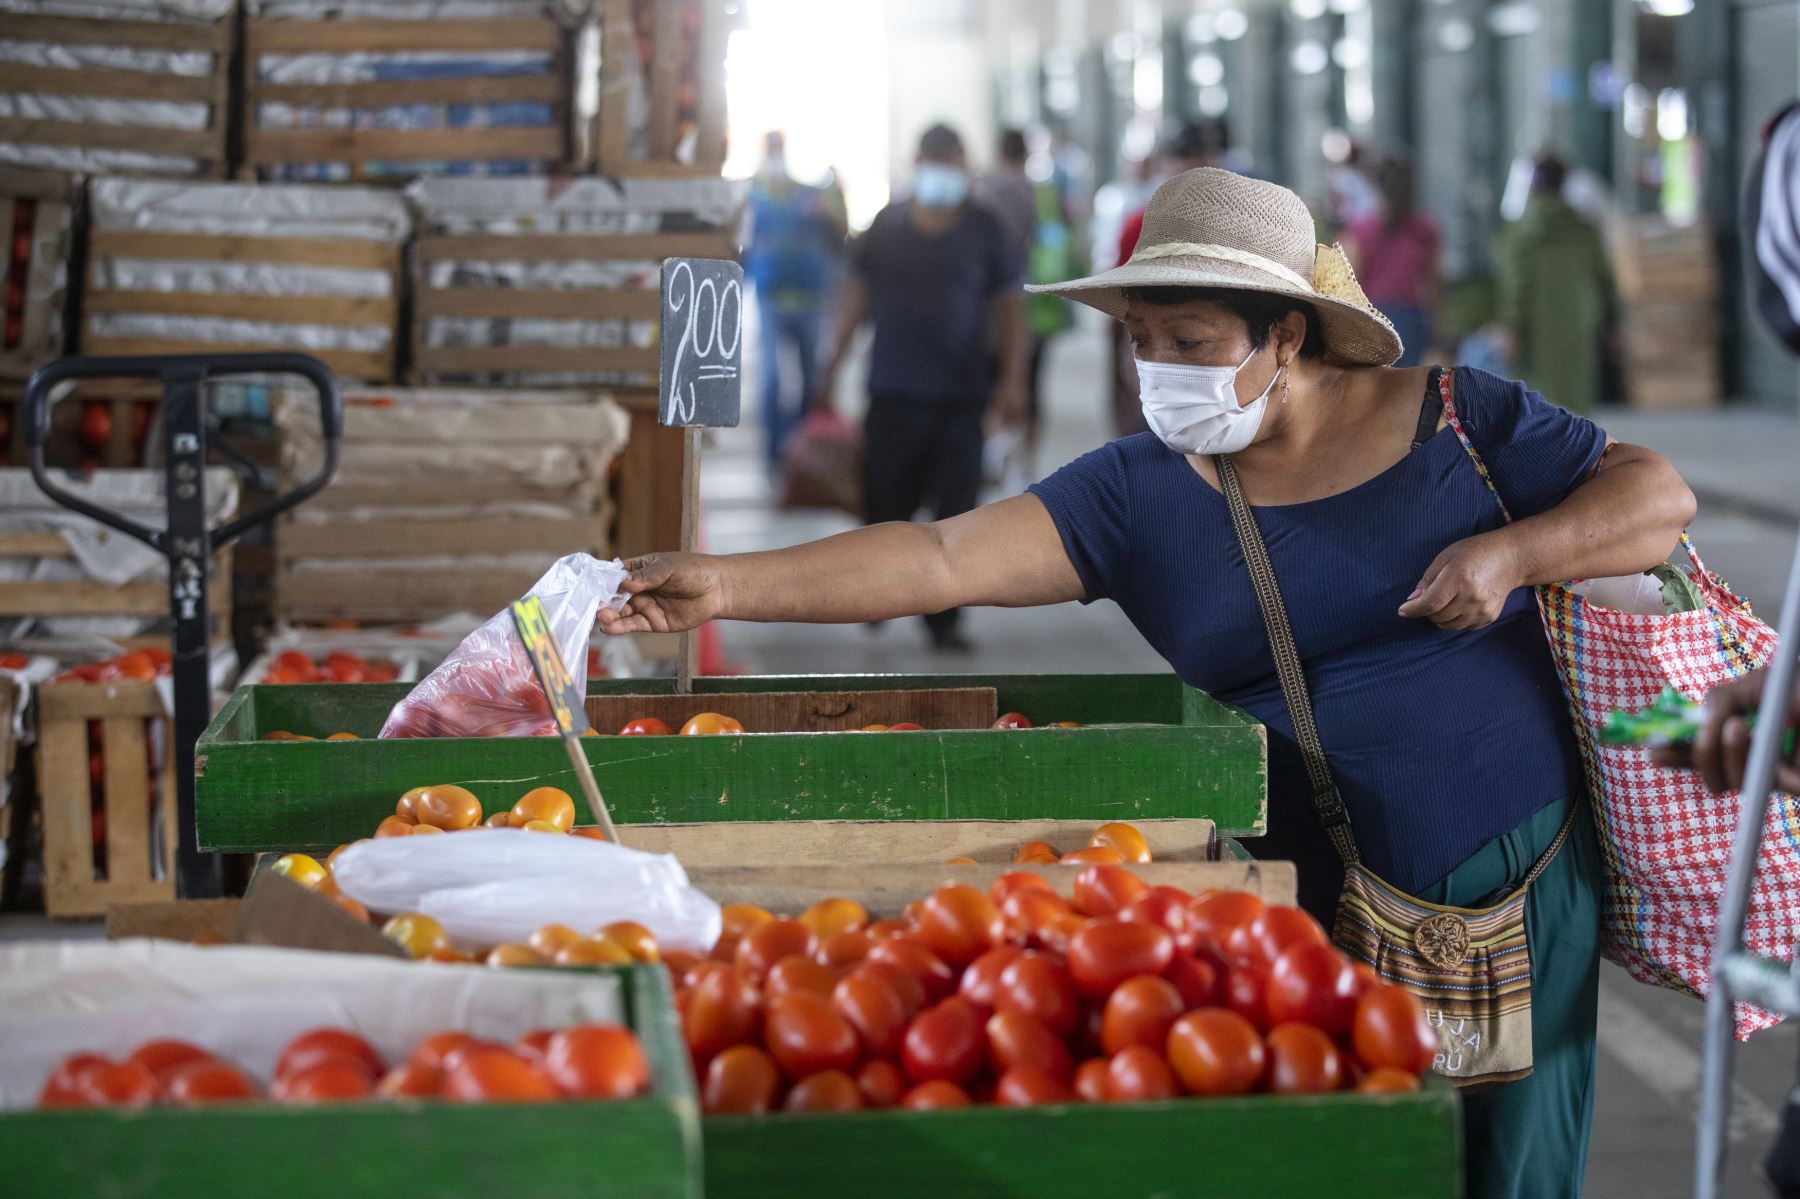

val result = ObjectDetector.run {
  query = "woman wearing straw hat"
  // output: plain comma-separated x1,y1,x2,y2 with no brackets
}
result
601,169,1696,1197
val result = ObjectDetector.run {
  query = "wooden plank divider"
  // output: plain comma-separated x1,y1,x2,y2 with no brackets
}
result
410,345,657,376
6,12,229,52
88,229,401,272
246,16,565,55
245,126,564,167
85,290,396,327
1,63,219,103
254,75,563,109
417,231,733,264
0,116,221,158
417,288,660,321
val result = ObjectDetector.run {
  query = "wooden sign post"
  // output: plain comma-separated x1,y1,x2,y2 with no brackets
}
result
511,595,620,844
659,256,744,694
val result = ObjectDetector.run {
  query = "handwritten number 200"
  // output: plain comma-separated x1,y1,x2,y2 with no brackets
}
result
666,261,741,424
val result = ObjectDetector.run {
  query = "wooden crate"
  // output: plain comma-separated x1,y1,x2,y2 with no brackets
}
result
0,7,232,181
34,678,175,917
0,167,75,380
241,14,577,182
0,380,161,469
595,0,729,177
0,955,702,1199
193,674,1269,853
614,389,687,558
0,531,230,622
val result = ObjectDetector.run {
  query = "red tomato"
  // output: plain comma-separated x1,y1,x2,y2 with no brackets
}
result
765,955,840,1001
852,960,927,1019
1265,1022,1347,1095
1166,1009,1267,1097
1012,840,1060,865
901,1080,972,1109
273,1060,377,1103
1357,1066,1422,1094
736,920,819,984
512,1029,555,1066
1183,890,1266,954
865,938,956,1004
1002,889,1071,944
544,1025,649,1099
163,1060,257,1105
1059,847,1126,867
1106,1045,1180,1102
958,945,1025,1012
376,1062,442,1098
686,965,762,1060
1118,887,1192,938
619,718,673,736
1352,985,1438,1075
1067,920,1175,998
1351,961,1381,995
1223,965,1270,1032
985,1009,1072,1080
1227,905,1329,970
995,951,1082,1037
126,1039,213,1081
901,996,986,1085
1163,955,1222,1009
410,1031,480,1074
887,722,923,731
988,871,1055,907
442,1048,559,1103
1267,942,1361,1038
914,884,1004,966
702,1045,781,1114
1073,865,1149,918
1100,975,1185,1055
79,1061,158,1107
784,1069,865,1112
995,1065,1073,1107
856,1058,907,1108
37,1054,109,1107
276,1029,385,1081
765,992,859,1080
866,917,913,941
833,972,908,1058
1073,1057,1112,1102
992,712,1033,730
816,930,874,972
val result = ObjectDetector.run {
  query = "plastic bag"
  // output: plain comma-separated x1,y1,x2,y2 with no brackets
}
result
777,409,863,517
379,553,629,739
331,830,723,954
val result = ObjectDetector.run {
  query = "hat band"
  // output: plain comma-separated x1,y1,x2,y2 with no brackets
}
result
1125,241,1313,293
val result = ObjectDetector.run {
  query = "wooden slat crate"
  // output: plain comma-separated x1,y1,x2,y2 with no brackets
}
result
0,379,163,469
0,167,75,380
34,677,175,917
613,389,686,559
0,8,232,180
193,674,1269,853
241,14,577,182
0,531,230,621
80,217,406,383
595,0,729,177
1615,216,1722,411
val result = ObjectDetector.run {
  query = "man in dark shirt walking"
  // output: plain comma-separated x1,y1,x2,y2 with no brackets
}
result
813,123,1025,653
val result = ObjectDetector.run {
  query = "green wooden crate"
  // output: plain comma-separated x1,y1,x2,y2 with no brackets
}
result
0,964,703,1199
704,1084,1459,1199
195,674,1268,853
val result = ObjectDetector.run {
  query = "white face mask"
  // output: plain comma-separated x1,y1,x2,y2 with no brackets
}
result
1135,347,1282,456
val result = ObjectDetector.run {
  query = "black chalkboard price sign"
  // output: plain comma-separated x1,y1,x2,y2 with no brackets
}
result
659,256,744,429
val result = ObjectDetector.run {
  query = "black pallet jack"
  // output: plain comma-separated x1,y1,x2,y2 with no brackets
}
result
22,353,342,899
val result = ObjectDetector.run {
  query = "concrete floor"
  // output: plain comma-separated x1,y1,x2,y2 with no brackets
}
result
719,316,1800,1199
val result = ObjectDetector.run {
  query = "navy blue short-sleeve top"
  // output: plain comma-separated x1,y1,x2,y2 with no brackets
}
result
1028,367,1606,915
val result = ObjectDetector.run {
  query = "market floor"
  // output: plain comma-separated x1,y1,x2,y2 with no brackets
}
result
723,314,1800,1198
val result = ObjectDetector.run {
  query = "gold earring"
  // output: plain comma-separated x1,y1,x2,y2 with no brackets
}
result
1281,364,1292,404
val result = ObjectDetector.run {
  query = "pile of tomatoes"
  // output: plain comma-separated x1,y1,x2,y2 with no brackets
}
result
36,1024,649,1109
261,649,400,686
672,872,1435,1115
52,647,171,685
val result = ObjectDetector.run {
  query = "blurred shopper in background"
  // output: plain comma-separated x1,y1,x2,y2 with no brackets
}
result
742,131,846,470
980,128,1083,476
813,123,1025,653
1345,157,1440,368
1497,157,1619,414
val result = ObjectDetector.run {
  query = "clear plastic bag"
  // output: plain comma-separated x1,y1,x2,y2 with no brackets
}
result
379,553,629,739
331,830,723,954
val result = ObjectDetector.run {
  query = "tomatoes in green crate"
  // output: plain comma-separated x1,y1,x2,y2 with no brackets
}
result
1167,1009,1266,1097
1352,985,1438,1076
1264,1023,1347,1095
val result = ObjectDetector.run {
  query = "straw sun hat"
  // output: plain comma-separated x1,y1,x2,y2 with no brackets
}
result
1028,167,1404,367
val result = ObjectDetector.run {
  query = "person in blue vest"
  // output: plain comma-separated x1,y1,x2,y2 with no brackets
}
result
742,131,846,471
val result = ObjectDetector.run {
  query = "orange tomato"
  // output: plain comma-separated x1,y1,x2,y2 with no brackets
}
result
1067,921,1175,998
1012,840,1059,865
410,1031,479,1073
163,1059,257,1105
276,1029,385,1080
989,871,1055,906
1118,886,1193,937
815,929,874,972
913,884,1004,967
600,920,660,962
1073,1057,1113,1103
784,1069,865,1112
887,722,924,731
269,853,328,889
409,823,446,836
1264,1022,1347,1095
442,1048,559,1103
427,948,474,964
484,812,512,829
1352,985,1438,1076
866,917,912,941
901,997,987,1086
719,902,775,943
766,955,840,1002
686,964,762,1060
799,897,868,940
326,732,358,741
570,826,609,841
272,1061,375,1103
736,919,818,985
125,1039,212,1081
1357,1066,1422,1094
381,912,451,959
856,1058,908,1108
38,1054,110,1108
702,1045,781,1115
485,943,546,968
529,923,585,957
1166,1009,1267,1096
376,1062,442,1098
901,1080,972,1109
543,1025,649,1099
513,1030,555,1066
995,951,1082,1037
1088,822,1152,864
555,937,632,966
851,961,927,1020
832,971,908,1059
1072,864,1149,918
1100,975,1185,1055
325,841,364,871
1184,890,1267,953
1106,1045,1179,1102
509,787,576,833
411,785,483,831
114,651,158,682
520,820,563,834
985,1009,1073,1081
680,712,745,735
956,944,1025,1013
1059,846,1125,866
618,717,672,735
859,724,890,732
396,787,427,821
1001,889,1071,944
373,815,415,838
865,938,956,1004
330,894,371,922
765,991,859,1080
78,1061,158,1107
995,1064,1074,1107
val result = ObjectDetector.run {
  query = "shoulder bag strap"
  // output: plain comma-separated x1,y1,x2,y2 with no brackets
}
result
1215,454,1360,866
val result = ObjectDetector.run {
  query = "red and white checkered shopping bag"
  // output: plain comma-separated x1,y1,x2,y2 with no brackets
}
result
1442,372,1795,1037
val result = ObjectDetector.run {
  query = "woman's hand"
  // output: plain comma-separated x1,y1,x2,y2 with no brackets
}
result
1398,533,1523,631
1652,669,1800,794
597,553,726,635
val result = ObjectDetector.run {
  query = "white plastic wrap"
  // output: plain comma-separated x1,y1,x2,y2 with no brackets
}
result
332,830,723,954
89,178,410,242
0,939,625,1110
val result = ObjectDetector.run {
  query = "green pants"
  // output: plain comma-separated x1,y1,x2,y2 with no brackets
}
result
1417,793,1602,1199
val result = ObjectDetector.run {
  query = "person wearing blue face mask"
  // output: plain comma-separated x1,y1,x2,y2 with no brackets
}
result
601,170,1699,1198
810,123,1027,653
